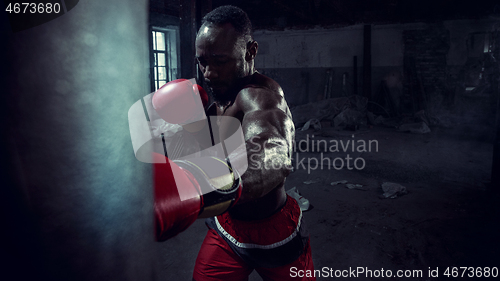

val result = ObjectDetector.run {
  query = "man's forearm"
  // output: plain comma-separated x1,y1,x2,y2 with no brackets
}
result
227,135,291,203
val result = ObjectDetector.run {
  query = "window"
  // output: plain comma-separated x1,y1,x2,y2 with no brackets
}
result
151,26,179,91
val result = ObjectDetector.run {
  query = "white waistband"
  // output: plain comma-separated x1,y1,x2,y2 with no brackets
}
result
214,209,303,250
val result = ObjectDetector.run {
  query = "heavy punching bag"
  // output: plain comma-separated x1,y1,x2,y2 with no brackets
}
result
1,1,158,280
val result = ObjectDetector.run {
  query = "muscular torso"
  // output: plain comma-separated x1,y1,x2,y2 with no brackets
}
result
212,72,294,220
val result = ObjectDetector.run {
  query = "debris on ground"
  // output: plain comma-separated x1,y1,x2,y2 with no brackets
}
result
291,95,368,131
380,182,408,199
330,180,368,190
414,110,440,127
303,179,321,185
367,111,385,126
346,183,368,191
331,180,348,185
301,118,322,131
333,108,366,129
414,110,431,126
398,122,431,134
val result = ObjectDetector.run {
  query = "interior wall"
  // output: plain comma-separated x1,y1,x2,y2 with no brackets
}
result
253,24,405,106
253,19,499,139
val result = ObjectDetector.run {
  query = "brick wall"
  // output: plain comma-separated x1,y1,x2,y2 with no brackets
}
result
403,25,450,113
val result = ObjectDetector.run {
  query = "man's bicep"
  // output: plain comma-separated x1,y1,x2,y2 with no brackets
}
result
242,108,290,142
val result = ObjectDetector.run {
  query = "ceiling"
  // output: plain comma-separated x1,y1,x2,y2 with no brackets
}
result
212,0,500,29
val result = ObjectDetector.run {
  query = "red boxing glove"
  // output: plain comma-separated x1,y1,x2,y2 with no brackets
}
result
153,152,202,241
152,79,209,125
154,153,242,241
193,83,209,109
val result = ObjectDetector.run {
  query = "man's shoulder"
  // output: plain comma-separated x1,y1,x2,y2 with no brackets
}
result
235,73,285,112
236,86,283,113
247,72,282,95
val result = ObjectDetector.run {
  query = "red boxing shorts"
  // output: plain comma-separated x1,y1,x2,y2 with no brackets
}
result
193,195,315,281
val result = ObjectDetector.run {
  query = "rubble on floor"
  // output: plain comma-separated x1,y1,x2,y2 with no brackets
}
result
346,183,368,191
330,180,348,185
291,95,368,131
303,179,321,185
380,182,408,199
367,111,385,126
330,180,368,191
293,96,440,136
301,118,322,131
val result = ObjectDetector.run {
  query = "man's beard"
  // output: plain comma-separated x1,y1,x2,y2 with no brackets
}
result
206,65,246,107
208,86,237,107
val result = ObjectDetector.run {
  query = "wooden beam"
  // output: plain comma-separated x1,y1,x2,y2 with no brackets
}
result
363,24,372,99
492,57,500,188
195,0,211,84
353,56,358,96
180,0,197,79
493,97,500,187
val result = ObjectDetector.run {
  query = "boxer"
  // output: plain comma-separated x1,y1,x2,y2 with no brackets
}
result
190,6,315,281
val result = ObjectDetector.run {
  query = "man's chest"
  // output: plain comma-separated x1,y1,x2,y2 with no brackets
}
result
208,103,245,144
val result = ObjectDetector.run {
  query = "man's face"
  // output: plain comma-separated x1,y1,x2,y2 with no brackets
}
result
195,23,247,105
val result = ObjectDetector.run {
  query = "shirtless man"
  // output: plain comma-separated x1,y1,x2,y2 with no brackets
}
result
190,5,315,281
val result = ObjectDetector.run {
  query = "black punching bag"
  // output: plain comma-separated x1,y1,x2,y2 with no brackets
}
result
1,1,158,280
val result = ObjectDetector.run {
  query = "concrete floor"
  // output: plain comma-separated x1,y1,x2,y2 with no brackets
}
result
157,126,499,280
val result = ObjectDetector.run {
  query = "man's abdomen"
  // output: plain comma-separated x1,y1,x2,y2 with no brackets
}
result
229,183,287,220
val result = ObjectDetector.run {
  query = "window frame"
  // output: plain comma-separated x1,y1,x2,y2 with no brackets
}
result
149,25,180,92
